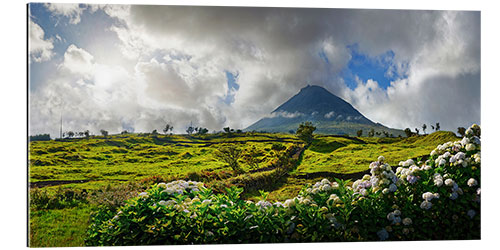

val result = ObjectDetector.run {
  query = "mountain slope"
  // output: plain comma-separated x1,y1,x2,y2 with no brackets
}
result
246,85,404,136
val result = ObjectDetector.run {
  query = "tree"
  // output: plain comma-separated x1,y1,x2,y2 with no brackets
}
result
29,134,51,141
435,123,440,131
415,128,419,135
100,129,108,136
151,129,159,135
67,131,75,138
121,130,128,135
163,124,173,135
375,131,381,136
84,130,90,138
404,128,413,138
368,128,375,137
356,130,363,137
186,126,195,135
457,127,466,137
196,127,208,135
214,145,244,174
422,124,427,134
383,131,389,137
431,125,435,131
296,122,316,145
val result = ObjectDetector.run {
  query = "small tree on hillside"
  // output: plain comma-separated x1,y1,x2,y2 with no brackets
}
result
84,130,90,138
100,129,108,136
186,126,195,135
214,145,244,174
368,128,375,137
435,123,440,131
356,130,363,137
422,124,427,134
296,122,316,145
197,127,209,135
415,128,419,135
457,127,466,137
404,128,413,138
163,124,173,135
67,131,75,138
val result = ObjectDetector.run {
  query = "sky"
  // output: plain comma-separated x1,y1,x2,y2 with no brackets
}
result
28,3,481,136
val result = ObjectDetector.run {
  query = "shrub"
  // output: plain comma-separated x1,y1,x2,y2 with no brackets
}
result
86,125,480,245
296,122,316,145
214,145,244,174
30,187,88,210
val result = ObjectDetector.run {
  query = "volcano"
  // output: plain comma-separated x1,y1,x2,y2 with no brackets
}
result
245,85,404,136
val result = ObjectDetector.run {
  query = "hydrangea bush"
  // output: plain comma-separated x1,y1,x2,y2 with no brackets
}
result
86,125,480,245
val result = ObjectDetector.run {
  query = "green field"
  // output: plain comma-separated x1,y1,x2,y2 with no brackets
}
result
28,131,459,247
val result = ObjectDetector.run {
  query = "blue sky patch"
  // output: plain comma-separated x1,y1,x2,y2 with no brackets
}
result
222,71,240,105
340,44,408,90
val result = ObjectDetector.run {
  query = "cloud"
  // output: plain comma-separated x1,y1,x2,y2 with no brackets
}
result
266,111,305,119
44,3,86,24
60,44,95,77
29,5,480,136
324,111,335,119
28,18,54,63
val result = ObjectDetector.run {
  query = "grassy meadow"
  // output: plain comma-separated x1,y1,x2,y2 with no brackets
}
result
28,131,459,247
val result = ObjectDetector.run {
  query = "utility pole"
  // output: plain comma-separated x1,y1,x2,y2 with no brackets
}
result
60,113,63,139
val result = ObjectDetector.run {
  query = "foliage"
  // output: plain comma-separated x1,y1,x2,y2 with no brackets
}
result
296,122,316,145
356,130,362,137
163,124,173,134
30,187,88,210
457,127,466,137
86,124,480,245
100,129,109,136
404,128,413,138
214,145,244,174
30,134,51,141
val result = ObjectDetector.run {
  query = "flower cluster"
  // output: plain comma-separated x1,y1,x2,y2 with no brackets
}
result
386,209,401,224
360,157,398,194
157,180,204,195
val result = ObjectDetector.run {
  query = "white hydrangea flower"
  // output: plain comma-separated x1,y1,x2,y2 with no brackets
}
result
465,143,476,151
445,179,454,186
465,128,474,136
420,201,432,210
467,178,478,187
321,178,330,185
284,199,296,207
378,156,385,163
402,217,412,226
138,192,149,198
461,137,470,146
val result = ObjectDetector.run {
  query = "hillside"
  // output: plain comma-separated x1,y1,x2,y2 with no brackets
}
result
246,85,405,136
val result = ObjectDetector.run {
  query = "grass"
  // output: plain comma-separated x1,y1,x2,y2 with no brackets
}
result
295,131,458,174
28,130,459,247
29,204,96,247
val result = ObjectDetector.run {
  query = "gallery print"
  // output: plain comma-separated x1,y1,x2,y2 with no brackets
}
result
28,3,480,247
